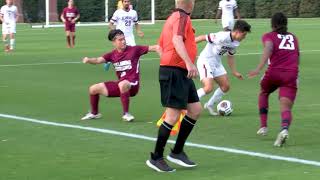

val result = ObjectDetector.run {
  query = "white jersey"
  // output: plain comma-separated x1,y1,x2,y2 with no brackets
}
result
218,0,237,20
110,9,138,38
197,31,240,79
0,5,18,24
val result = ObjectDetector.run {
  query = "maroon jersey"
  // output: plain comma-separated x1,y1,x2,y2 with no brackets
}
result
62,7,79,23
102,46,149,82
262,31,299,72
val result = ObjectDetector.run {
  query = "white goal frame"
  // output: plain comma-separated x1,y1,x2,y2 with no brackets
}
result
32,0,155,28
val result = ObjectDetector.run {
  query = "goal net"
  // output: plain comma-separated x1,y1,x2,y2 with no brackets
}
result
27,0,155,28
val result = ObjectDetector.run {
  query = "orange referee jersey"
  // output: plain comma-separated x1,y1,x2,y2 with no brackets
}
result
159,8,197,70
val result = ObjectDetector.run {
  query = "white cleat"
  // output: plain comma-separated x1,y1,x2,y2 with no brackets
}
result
81,112,102,120
274,129,289,147
257,127,268,136
122,113,135,122
204,103,218,116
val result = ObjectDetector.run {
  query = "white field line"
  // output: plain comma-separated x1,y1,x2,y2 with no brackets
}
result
0,49,320,68
1,113,320,167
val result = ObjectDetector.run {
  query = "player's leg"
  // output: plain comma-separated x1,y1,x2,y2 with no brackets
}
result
2,34,9,52
81,82,109,120
167,81,201,167
9,33,15,50
196,58,215,99
125,35,136,46
118,80,136,122
65,30,71,48
70,25,76,48
257,73,278,135
222,18,232,31
206,73,229,108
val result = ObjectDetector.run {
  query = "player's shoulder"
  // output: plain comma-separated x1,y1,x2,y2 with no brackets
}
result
262,31,275,38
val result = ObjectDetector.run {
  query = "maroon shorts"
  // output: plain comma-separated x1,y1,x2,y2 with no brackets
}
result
104,80,140,97
260,70,298,101
65,23,75,32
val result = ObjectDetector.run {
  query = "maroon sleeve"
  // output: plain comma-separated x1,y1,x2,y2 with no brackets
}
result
102,52,112,63
135,46,149,56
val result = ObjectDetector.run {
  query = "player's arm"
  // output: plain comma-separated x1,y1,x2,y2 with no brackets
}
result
0,8,4,23
109,12,117,30
135,23,144,37
227,55,243,80
215,9,222,24
82,57,106,64
72,13,80,23
234,8,241,20
248,40,273,78
195,35,206,43
173,35,198,78
60,12,66,23
148,45,162,56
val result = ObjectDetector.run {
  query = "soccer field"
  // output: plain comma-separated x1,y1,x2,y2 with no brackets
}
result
1,18,320,179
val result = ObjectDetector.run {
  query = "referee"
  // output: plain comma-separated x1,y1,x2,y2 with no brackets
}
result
146,0,202,172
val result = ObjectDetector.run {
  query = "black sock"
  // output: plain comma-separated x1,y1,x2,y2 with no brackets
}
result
172,116,196,154
152,121,173,160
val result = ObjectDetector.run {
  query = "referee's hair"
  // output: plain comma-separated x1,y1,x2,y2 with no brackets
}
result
233,20,251,33
108,29,124,41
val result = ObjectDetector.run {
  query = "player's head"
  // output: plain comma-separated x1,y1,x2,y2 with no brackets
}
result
122,0,131,10
232,20,251,41
175,0,195,13
108,29,126,50
6,0,13,6
68,0,74,7
271,12,288,34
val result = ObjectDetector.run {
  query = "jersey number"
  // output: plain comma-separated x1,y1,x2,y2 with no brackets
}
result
125,20,131,26
277,34,295,50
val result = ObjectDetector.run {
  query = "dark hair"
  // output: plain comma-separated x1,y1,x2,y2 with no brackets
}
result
271,12,288,34
233,20,251,33
108,29,124,41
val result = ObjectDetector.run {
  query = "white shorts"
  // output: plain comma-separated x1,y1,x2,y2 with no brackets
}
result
221,18,234,30
2,23,16,34
125,35,136,46
197,56,227,81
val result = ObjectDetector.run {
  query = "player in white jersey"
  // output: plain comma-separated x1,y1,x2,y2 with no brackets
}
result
215,0,240,31
109,0,144,46
0,0,18,52
196,20,251,115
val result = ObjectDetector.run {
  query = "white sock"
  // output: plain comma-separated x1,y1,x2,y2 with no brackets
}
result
10,39,15,50
207,87,225,106
197,88,206,99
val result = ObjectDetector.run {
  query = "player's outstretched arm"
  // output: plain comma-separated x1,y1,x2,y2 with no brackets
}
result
227,55,243,80
195,35,206,43
135,23,144,37
83,57,106,64
148,45,162,56
247,41,273,78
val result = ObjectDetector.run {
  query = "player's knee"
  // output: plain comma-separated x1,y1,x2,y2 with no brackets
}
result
203,84,213,94
188,104,202,120
118,81,130,93
89,85,99,95
220,84,230,92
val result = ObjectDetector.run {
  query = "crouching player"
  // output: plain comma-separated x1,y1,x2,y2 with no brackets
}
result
248,12,300,147
81,29,161,122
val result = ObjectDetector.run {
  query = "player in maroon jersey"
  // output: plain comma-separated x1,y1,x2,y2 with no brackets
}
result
60,0,80,48
248,12,300,147
81,29,161,122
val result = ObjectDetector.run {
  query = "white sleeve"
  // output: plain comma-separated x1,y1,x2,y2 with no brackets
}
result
133,10,138,23
206,33,224,44
218,1,222,10
233,0,238,9
110,10,119,23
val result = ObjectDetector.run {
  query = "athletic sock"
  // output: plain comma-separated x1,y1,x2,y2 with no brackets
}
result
259,91,269,127
120,91,130,114
197,88,206,99
281,110,292,130
90,94,99,115
207,87,224,106
153,121,173,160
72,35,75,47
172,116,197,154
10,39,15,50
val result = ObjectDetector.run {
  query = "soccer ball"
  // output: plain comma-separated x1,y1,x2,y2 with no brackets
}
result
217,100,233,116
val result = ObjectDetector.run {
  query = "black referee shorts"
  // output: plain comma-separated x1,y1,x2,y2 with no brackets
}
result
159,66,199,109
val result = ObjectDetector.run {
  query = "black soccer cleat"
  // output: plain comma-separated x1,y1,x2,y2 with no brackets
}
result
146,153,176,172
167,150,197,168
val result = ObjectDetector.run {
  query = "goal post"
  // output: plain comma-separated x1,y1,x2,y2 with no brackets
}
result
32,0,155,28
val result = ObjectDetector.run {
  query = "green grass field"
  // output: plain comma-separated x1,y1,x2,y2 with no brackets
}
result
1,18,320,179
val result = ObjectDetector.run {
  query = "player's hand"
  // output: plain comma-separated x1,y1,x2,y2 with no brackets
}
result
71,19,76,24
247,69,260,78
62,19,66,23
82,57,89,64
137,31,144,38
233,71,244,80
155,45,162,57
186,62,198,79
